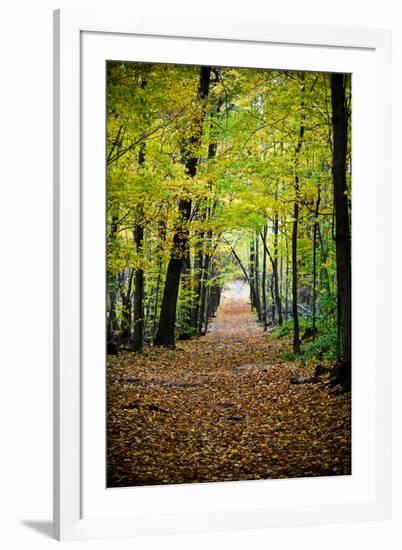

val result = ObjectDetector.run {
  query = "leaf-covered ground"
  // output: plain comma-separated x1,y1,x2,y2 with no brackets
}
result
107,283,351,487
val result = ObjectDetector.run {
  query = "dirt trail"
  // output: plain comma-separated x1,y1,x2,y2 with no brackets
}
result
207,280,261,338
107,281,351,487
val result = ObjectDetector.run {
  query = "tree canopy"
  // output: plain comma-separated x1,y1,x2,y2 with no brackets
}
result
106,62,351,378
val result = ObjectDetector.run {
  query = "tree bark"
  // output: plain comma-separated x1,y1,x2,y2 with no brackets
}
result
151,218,166,338
154,66,211,346
318,223,332,296
121,268,134,340
191,105,219,333
107,215,120,343
132,207,145,351
131,73,149,352
291,195,301,354
285,232,289,320
311,184,321,336
178,241,194,339
191,235,204,330
262,225,268,330
198,226,213,333
131,133,146,351
292,75,305,355
254,235,262,320
259,228,282,326
272,215,283,325
249,240,256,310
331,73,351,384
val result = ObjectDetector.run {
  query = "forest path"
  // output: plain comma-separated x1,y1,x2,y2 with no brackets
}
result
206,280,261,338
107,281,351,487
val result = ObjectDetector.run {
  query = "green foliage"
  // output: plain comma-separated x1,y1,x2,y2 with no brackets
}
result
105,61,350,350
271,319,338,363
270,318,309,339
280,349,298,362
302,330,338,361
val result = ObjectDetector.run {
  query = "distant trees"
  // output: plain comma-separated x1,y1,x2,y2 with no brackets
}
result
106,63,351,372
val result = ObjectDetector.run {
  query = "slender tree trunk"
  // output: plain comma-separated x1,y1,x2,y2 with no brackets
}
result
226,239,258,307
312,185,321,336
285,234,289,320
291,76,305,355
152,266,162,338
291,195,301,354
153,200,189,346
318,223,332,296
279,241,283,309
270,275,276,324
262,225,268,330
107,215,120,342
191,236,204,330
273,215,283,325
191,112,219,332
154,67,211,346
121,268,134,340
107,273,118,342
254,235,261,320
204,261,219,334
331,73,351,384
259,228,281,326
131,74,149,352
178,241,194,339
132,209,144,351
131,136,146,351
198,227,212,333
249,240,256,310
151,218,166,338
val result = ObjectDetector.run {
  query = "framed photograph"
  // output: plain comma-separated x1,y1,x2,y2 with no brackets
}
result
53,8,392,541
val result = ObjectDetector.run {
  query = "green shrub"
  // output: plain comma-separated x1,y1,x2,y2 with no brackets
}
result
270,318,309,339
280,349,297,362
302,330,338,361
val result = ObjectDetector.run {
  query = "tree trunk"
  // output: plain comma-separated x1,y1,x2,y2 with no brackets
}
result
154,66,211,346
132,210,144,351
291,196,301,354
292,76,305,355
191,109,219,333
270,274,276,324
318,223,332,296
273,215,283,325
131,132,146,351
131,74,148,352
121,268,134,340
262,225,268,330
152,266,162,338
198,227,212,333
107,215,120,343
259,228,282,326
279,240,283,310
191,237,204,330
285,233,289,320
254,235,262,320
150,217,166,338
226,239,258,308
249,240,256,310
331,73,351,384
312,185,321,336
178,241,194,339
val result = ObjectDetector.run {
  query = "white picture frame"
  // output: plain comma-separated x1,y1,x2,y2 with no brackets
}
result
53,8,392,541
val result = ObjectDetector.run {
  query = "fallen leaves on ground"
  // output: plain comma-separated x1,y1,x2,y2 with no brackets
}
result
107,289,351,487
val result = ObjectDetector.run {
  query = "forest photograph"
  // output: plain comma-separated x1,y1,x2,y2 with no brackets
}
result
106,61,352,488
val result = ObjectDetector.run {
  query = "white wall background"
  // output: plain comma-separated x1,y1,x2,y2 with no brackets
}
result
0,0,400,548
